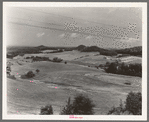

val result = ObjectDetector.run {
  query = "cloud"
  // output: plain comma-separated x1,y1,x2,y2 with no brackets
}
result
59,33,65,38
37,32,45,37
120,37,140,42
70,33,77,38
86,35,92,40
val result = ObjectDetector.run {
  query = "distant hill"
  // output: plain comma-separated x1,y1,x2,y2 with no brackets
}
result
76,45,117,56
76,45,107,52
36,45,51,50
36,45,76,51
82,46,107,52
76,45,86,51
37,45,46,48
115,46,142,56
77,45,114,51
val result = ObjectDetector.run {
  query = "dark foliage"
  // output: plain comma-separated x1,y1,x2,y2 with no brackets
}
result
25,71,35,78
61,94,95,115
81,46,107,52
32,56,50,62
61,97,74,115
52,57,63,62
76,45,86,51
72,94,95,115
115,46,142,56
40,105,53,115
125,92,142,115
7,46,75,59
36,69,40,73
77,45,117,56
100,50,117,56
105,62,142,77
7,47,42,58
7,53,18,59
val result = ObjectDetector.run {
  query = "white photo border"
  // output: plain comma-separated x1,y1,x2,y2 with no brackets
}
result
2,2,147,120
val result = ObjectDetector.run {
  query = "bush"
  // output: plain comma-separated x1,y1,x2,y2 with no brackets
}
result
61,94,95,115
36,69,40,73
125,92,142,115
53,57,63,62
25,71,35,78
40,105,53,115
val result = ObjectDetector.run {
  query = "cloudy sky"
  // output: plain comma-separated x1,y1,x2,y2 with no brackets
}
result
6,7,142,48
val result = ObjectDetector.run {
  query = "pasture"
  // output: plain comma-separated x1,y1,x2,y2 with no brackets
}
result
7,52,141,115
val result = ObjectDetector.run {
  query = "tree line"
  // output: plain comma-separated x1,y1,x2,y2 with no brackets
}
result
40,92,142,115
105,62,142,77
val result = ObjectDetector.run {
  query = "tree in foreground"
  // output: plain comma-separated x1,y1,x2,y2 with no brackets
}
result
61,97,73,115
40,105,53,115
61,94,95,115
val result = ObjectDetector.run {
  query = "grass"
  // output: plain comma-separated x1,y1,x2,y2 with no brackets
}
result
6,50,142,115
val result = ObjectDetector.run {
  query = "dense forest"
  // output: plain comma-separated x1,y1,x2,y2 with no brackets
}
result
76,45,142,56
115,46,142,56
105,62,142,77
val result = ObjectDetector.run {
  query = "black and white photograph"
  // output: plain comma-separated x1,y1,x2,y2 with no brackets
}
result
3,2,147,120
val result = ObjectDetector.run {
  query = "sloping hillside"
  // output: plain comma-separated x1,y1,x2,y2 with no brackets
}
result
7,61,141,115
76,45,86,51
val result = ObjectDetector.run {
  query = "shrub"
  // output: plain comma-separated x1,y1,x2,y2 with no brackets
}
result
53,57,63,62
36,69,40,73
40,105,53,115
125,92,142,115
105,62,117,73
61,94,95,115
25,71,35,78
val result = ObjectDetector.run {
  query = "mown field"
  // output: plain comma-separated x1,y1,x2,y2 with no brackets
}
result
7,50,142,115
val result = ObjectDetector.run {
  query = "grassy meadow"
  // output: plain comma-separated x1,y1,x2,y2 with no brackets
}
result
7,50,142,115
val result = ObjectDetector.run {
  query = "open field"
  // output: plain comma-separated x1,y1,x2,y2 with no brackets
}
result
7,50,142,115
120,56,142,64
